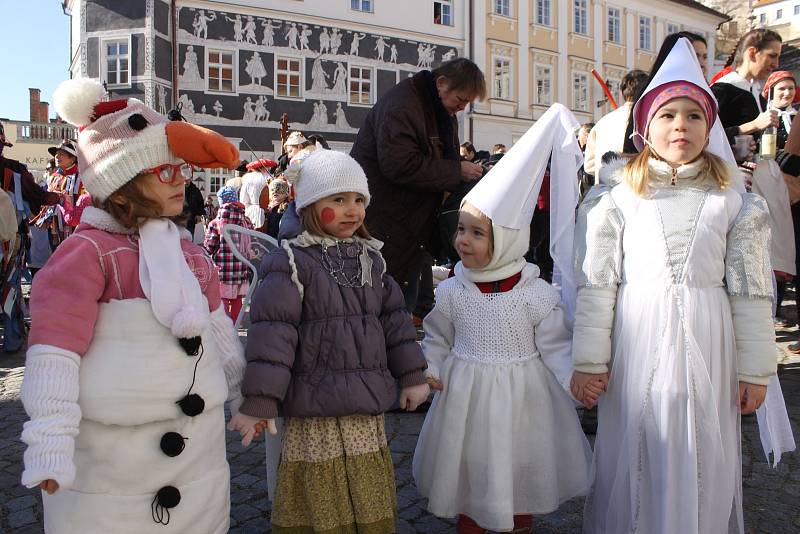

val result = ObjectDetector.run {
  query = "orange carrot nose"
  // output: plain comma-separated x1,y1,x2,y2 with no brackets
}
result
165,121,240,169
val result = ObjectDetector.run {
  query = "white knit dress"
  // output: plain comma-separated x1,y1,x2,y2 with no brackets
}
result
412,265,593,532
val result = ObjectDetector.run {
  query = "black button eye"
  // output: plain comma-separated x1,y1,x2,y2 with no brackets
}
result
128,113,148,131
178,336,202,356
160,432,187,457
177,393,205,416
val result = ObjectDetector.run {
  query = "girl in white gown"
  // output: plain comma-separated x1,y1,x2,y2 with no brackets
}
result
413,199,594,534
571,73,791,533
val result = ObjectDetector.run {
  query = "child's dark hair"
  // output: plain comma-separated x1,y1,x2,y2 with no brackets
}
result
96,174,163,228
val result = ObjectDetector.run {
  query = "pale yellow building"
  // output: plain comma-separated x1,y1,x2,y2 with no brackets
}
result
466,0,727,148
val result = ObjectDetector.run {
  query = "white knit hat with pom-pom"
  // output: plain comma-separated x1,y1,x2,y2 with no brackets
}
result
292,150,370,213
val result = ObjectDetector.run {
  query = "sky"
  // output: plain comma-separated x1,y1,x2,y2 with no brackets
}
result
0,0,71,121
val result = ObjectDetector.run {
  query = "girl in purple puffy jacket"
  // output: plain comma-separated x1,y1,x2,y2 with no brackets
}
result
229,149,430,534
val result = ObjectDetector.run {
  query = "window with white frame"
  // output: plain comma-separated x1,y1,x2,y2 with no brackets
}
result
777,8,783,19
276,56,302,98
351,0,372,12
639,16,652,50
349,65,372,105
574,0,588,35
796,5,800,16
207,168,229,195
207,49,235,93
102,38,130,88
493,57,511,100
760,13,766,23
494,0,510,17
573,71,588,111
606,78,620,107
608,8,621,43
535,65,552,105
667,23,680,35
434,1,452,25
536,0,551,26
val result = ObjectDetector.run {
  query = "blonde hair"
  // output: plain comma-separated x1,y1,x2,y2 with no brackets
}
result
622,146,730,196
299,205,372,239
458,202,494,258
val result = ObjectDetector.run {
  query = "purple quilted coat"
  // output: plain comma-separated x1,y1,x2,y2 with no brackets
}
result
239,243,427,419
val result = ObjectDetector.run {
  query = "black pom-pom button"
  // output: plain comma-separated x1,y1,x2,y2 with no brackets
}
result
160,432,186,457
155,486,181,509
177,393,205,416
128,113,148,131
178,336,202,356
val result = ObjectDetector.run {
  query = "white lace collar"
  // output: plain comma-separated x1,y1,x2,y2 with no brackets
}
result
647,157,713,186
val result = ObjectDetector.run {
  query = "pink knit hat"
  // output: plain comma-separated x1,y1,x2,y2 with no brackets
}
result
634,81,716,144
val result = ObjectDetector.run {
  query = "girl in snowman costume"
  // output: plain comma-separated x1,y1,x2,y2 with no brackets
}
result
20,78,246,533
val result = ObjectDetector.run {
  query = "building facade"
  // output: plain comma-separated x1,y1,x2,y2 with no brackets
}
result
467,0,727,149
63,0,466,194
754,0,800,42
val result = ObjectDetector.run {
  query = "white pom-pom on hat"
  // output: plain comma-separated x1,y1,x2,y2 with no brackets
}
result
53,78,107,127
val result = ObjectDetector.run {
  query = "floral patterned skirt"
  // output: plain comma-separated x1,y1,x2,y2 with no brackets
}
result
271,414,397,534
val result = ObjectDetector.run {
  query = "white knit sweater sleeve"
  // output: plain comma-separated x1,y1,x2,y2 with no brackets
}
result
535,303,574,392
209,305,247,413
20,344,81,490
421,283,455,381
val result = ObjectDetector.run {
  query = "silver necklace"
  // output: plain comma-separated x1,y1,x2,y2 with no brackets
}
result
320,241,364,287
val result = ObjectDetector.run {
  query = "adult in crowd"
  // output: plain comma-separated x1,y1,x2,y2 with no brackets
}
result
351,57,486,312
764,71,799,151
274,131,308,175
711,29,782,147
183,178,206,237
778,113,800,350
48,140,82,207
0,121,59,352
584,70,648,181
459,141,477,162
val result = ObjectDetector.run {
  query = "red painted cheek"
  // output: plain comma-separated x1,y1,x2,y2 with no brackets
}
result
320,207,336,224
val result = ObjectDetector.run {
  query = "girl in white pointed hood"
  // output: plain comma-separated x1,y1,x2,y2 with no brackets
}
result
412,196,595,533
573,68,794,533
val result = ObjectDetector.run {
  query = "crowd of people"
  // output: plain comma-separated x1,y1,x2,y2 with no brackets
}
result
3,33,797,534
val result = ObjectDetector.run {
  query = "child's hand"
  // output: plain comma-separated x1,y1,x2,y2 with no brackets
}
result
426,376,443,391
738,381,767,414
571,371,609,407
39,479,59,495
227,412,277,446
400,383,431,411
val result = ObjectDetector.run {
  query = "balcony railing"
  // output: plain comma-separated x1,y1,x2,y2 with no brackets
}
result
15,122,77,143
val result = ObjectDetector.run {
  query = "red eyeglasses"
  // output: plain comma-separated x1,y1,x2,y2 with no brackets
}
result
141,162,194,183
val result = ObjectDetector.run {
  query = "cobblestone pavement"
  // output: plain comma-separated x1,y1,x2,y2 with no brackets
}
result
2,309,800,532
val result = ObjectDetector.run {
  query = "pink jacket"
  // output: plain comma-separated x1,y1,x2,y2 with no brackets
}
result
28,210,221,356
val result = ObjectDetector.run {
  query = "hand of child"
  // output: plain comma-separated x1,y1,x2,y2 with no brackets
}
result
737,381,767,415
426,376,444,391
39,479,59,495
400,383,431,411
227,412,277,446
571,371,609,408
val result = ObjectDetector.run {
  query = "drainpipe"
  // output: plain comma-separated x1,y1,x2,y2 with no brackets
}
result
468,0,475,143
171,0,178,105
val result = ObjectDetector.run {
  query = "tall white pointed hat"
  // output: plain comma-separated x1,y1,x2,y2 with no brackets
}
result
632,37,738,172
463,103,582,316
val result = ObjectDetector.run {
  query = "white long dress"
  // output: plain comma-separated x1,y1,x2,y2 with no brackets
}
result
413,264,593,532
574,160,784,534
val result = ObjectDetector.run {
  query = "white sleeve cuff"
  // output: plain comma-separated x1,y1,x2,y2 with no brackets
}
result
20,345,81,490
730,296,777,384
572,287,617,374
210,306,246,404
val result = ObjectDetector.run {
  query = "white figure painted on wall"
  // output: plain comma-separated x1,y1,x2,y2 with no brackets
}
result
192,9,216,40
243,97,256,122
310,57,330,93
213,100,223,117
442,48,457,62
261,19,278,47
417,44,436,69
244,16,258,44
157,84,167,115
334,102,351,129
254,96,269,122
309,102,321,128
319,28,330,54
225,14,244,43
182,45,202,82
285,23,299,50
332,62,348,94
349,32,366,56
201,104,207,114
390,44,398,64
245,52,267,85
330,28,342,55
299,26,312,51
318,101,329,126
178,93,195,114
375,36,388,62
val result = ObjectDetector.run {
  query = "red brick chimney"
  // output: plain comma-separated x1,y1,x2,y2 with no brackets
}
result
29,88,49,123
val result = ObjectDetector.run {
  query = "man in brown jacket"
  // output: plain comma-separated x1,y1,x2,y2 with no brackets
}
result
351,58,486,312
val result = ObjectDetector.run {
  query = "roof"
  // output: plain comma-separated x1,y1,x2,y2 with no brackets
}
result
667,0,730,21
754,0,790,7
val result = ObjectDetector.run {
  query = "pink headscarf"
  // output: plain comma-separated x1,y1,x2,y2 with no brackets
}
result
635,81,716,143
